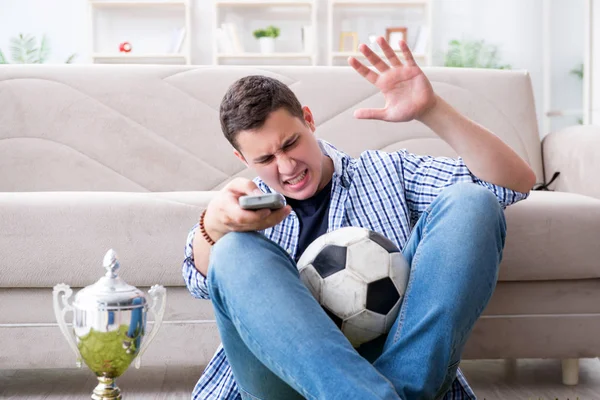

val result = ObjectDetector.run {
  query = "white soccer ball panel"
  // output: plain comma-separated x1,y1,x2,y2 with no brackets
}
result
346,239,390,282
324,227,369,247
384,298,402,333
321,270,366,319
389,252,410,296
342,310,387,347
299,264,322,303
297,233,328,269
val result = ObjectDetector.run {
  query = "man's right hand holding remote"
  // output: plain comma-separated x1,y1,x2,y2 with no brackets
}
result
193,177,292,276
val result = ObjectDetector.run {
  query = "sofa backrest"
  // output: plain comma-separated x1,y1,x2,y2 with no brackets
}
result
0,65,543,192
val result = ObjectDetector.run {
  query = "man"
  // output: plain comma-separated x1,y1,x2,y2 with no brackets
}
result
182,37,536,400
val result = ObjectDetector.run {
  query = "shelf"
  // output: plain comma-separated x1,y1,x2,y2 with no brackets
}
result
216,0,313,6
92,53,187,59
331,0,427,6
217,52,314,59
332,51,426,59
546,109,584,117
89,1,187,8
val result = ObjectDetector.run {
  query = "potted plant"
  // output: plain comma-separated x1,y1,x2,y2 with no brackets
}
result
0,33,76,64
253,25,280,54
443,38,510,70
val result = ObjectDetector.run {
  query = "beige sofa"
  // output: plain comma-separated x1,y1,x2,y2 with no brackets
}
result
1,65,599,386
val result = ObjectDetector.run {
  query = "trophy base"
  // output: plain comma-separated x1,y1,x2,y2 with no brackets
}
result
91,376,122,400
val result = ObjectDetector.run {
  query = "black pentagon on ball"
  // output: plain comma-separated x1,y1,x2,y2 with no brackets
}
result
312,245,347,278
366,277,401,315
323,306,344,329
368,231,400,253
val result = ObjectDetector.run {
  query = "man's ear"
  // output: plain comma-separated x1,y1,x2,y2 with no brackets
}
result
233,149,248,167
302,106,316,133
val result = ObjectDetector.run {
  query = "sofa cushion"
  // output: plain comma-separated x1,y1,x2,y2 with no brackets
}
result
0,191,211,288
499,190,600,281
1,190,600,288
0,66,543,192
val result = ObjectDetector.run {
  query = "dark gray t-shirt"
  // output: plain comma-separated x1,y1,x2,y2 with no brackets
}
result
285,178,333,262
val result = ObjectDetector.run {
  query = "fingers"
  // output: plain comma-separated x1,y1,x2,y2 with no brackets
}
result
226,177,262,196
255,205,292,231
376,36,402,67
400,40,417,66
357,43,390,73
347,56,378,85
354,108,387,120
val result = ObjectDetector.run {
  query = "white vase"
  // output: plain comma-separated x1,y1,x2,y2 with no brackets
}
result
258,37,275,54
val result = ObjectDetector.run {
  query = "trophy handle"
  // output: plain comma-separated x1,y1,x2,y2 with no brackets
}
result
134,284,167,369
52,284,82,368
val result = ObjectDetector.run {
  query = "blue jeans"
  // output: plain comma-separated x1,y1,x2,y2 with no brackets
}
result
207,183,506,400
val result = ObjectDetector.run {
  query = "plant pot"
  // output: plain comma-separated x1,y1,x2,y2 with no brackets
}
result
258,37,275,54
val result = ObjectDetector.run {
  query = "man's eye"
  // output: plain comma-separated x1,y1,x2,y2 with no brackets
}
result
284,139,298,149
259,157,274,164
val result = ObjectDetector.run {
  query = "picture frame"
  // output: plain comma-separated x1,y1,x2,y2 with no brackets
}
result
386,27,408,50
339,31,359,52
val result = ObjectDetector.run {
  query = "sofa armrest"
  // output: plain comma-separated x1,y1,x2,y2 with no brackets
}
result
542,125,600,199
0,191,215,288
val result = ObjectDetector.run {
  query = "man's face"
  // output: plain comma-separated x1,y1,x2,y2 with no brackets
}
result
234,106,332,200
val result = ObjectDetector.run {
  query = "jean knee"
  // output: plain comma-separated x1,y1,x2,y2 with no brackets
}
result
209,232,262,280
441,182,498,209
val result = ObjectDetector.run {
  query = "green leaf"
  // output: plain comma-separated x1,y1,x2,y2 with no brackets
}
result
443,38,510,69
0,49,7,64
37,35,51,64
65,53,77,64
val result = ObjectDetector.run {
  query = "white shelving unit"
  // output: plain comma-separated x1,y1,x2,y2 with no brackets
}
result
89,0,192,64
213,0,318,65
327,0,432,66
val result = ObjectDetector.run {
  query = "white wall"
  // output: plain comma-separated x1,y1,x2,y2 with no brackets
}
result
0,0,588,136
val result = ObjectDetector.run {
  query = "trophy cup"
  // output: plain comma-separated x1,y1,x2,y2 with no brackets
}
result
53,249,167,400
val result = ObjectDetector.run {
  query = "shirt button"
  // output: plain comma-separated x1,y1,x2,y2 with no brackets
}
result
287,248,292,254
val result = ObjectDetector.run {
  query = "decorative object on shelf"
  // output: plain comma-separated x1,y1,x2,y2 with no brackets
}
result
119,41,132,53
168,27,186,53
412,25,429,55
302,25,314,53
368,33,379,51
339,31,358,52
386,27,407,50
253,25,280,54
53,249,167,400
221,23,243,53
443,38,511,69
0,33,76,64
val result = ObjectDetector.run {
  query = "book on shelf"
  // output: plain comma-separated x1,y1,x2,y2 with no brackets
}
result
219,23,244,53
412,25,428,55
302,25,314,53
168,26,186,53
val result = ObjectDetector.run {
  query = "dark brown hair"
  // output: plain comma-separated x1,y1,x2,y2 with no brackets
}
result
219,75,304,150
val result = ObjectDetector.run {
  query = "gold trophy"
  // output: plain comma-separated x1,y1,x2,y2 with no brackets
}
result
53,249,167,399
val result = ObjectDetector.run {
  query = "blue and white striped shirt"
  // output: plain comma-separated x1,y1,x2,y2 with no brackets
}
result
182,139,529,400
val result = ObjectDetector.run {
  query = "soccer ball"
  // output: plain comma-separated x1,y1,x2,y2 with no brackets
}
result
297,227,410,347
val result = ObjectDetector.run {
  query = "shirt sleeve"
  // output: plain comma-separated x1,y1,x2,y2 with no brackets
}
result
396,150,529,221
181,223,211,300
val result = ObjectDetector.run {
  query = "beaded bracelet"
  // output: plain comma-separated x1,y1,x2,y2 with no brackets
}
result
199,209,216,246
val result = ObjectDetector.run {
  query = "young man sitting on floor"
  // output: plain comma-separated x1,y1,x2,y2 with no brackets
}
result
182,37,536,400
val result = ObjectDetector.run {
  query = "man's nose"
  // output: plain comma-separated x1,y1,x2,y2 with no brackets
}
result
277,154,297,175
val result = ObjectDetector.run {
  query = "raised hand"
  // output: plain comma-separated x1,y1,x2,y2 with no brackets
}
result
348,36,437,123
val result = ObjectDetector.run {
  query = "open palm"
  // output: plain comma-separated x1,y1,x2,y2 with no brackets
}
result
348,37,436,122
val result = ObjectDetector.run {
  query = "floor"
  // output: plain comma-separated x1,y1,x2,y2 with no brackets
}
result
1,358,599,399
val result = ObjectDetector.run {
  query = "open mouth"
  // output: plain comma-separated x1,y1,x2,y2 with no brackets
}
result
284,169,308,188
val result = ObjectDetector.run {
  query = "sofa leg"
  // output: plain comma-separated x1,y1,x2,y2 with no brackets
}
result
561,358,579,385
